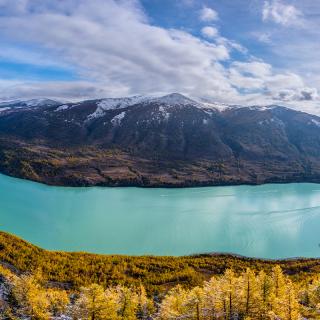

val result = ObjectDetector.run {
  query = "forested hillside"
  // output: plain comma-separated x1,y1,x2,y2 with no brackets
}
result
1,232,320,318
1,263,320,319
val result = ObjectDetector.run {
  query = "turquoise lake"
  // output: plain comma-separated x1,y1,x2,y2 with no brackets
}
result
1,173,320,259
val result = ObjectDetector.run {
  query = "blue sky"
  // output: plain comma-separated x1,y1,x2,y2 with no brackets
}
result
0,0,319,113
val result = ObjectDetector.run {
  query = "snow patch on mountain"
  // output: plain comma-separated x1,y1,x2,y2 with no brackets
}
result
84,92,248,121
258,117,284,127
87,96,148,121
0,98,60,108
87,94,205,121
98,95,148,110
87,106,106,121
111,111,126,125
158,106,170,120
0,100,22,106
0,107,11,113
1,93,305,122
55,105,70,112
203,119,209,125
150,93,200,107
201,102,233,111
25,99,60,107
247,105,279,112
310,119,320,127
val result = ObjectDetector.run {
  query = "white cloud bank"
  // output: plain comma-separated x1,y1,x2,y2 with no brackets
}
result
201,26,219,39
199,6,219,22
262,0,303,26
0,0,318,113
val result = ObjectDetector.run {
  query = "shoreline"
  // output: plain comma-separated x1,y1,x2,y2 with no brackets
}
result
1,230,320,261
1,170,320,189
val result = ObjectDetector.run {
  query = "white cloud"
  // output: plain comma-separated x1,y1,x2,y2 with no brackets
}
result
262,0,303,26
201,26,218,39
0,0,235,102
232,61,272,78
0,0,318,113
229,61,318,107
252,32,272,44
0,80,113,102
199,6,218,22
273,87,318,102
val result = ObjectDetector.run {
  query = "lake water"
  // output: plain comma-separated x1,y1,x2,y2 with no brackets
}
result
1,173,320,259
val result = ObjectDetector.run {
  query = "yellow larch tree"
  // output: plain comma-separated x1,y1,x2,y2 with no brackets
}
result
74,283,109,320
219,269,241,319
136,284,154,319
12,274,51,320
157,285,189,319
116,285,139,320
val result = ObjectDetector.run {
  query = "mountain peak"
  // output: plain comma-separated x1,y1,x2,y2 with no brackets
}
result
151,93,199,106
0,98,61,108
25,98,61,107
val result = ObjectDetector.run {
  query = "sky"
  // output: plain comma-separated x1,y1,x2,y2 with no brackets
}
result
0,0,319,114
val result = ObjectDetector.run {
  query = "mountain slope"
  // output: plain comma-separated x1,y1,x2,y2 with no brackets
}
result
1,231,320,294
0,93,320,186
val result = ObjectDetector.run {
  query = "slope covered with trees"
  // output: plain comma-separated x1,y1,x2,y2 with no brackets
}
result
1,232,320,295
1,232,320,319
1,263,320,319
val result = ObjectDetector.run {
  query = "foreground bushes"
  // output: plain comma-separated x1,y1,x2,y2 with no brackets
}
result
2,265,320,319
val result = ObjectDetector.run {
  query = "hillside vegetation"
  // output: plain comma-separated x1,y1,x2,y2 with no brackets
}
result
1,232,320,294
1,232,320,318
1,252,320,319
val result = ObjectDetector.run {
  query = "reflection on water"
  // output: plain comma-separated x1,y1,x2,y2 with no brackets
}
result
1,173,320,258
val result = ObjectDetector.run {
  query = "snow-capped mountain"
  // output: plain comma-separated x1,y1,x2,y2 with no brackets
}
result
1,93,320,187
0,98,61,111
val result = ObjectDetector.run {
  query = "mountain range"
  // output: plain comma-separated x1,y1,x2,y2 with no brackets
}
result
1,93,320,187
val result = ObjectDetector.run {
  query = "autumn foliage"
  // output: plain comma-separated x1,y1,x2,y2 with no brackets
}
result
1,264,320,319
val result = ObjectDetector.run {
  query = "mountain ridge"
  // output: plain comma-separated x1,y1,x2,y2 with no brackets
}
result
0,93,320,187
